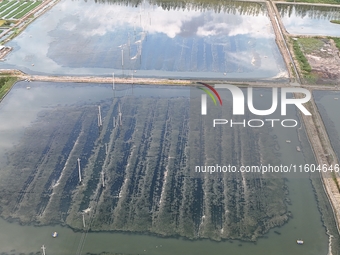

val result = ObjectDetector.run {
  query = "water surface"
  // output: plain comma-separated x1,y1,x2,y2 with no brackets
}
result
0,82,329,255
0,0,287,80
277,4,340,36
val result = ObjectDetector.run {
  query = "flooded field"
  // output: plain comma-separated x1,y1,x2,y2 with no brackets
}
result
0,82,334,254
277,4,340,36
0,0,287,80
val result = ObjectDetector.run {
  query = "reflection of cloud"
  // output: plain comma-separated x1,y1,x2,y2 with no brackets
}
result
177,16,205,37
61,1,274,39
281,10,340,36
0,0,283,77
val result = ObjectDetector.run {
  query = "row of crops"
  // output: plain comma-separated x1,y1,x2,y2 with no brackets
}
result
0,0,41,20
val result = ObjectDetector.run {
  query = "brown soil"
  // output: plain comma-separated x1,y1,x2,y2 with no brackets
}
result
305,39,340,84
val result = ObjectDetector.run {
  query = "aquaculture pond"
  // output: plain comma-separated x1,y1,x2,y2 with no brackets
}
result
0,81,334,255
277,4,340,37
0,0,287,80
314,91,340,171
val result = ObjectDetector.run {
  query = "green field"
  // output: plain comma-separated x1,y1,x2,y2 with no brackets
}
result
330,20,340,24
0,1,42,20
292,39,312,75
283,0,340,4
331,37,340,50
296,37,324,54
0,76,18,100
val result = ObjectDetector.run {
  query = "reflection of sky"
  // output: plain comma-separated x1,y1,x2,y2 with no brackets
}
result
0,82,188,158
0,0,287,79
0,82,110,157
279,5,340,36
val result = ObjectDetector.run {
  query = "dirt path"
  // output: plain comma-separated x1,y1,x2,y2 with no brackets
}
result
266,0,300,82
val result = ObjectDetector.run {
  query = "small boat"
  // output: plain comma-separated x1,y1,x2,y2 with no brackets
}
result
296,146,301,152
52,232,58,238
286,140,291,143
297,239,304,245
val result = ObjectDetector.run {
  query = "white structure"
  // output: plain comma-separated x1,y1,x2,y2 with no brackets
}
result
77,158,82,183
98,105,103,127
41,245,46,255
118,103,122,126
82,213,86,228
101,171,105,188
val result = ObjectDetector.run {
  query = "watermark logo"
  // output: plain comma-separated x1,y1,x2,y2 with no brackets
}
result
197,83,312,128
197,82,223,115
199,84,311,116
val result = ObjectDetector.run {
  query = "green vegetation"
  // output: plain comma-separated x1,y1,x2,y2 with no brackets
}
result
284,0,340,4
9,2,32,19
292,39,312,74
0,1,42,20
297,37,324,54
0,76,17,100
332,172,340,193
330,20,340,24
332,37,340,50
0,1,22,18
13,1,41,19
0,1,14,14
0,19,13,27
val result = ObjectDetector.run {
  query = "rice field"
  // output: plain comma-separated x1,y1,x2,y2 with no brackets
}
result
0,0,42,20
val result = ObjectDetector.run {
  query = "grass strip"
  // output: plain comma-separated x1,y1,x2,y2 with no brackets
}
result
0,1,15,14
1,1,23,19
330,20,340,25
332,37,340,50
8,1,32,19
292,39,312,74
286,0,340,4
0,76,18,101
13,1,41,19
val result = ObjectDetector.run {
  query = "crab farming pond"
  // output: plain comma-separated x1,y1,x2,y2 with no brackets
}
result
314,90,340,172
277,3,340,37
0,0,287,80
0,81,337,255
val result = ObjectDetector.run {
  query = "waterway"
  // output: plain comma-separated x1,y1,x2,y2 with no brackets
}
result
0,0,287,80
0,82,330,254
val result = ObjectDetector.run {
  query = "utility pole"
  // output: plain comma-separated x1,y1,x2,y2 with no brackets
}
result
98,105,102,127
101,171,105,188
82,212,86,228
41,245,46,255
121,48,124,76
77,158,82,183
118,103,122,126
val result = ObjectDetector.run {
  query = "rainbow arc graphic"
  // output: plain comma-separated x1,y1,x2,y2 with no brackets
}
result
197,82,222,115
